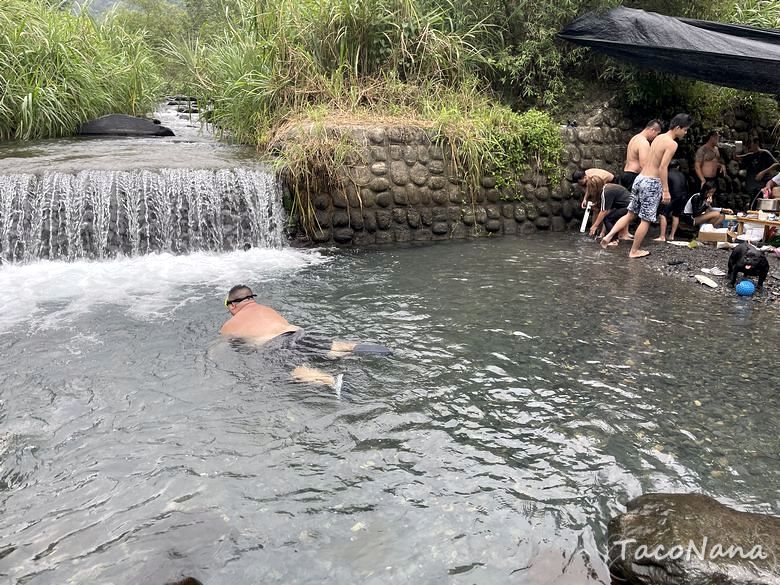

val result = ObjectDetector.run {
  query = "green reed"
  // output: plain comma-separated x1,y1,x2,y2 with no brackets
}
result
0,0,163,140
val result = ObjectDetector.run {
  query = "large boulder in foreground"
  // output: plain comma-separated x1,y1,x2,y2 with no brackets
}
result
608,493,780,585
77,114,174,137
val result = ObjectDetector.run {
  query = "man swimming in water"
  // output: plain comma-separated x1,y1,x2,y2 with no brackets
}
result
220,284,390,386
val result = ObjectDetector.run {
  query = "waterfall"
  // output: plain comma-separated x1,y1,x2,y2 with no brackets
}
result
0,168,287,262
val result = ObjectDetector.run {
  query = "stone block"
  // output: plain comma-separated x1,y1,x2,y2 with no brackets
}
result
394,227,412,242
313,195,330,210
389,145,403,160
376,209,392,230
432,190,448,205
367,128,385,144
420,208,433,226
565,145,581,164
376,192,392,207
371,146,387,161
417,145,430,164
369,177,391,192
392,208,407,224
535,187,550,201
362,210,377,232
462,212,475,226
360,188,376,207
311,227,331,242
551,216,566,232
390,161,410,186
450,223,468,239
514,207,527,223
404,146,417,164
353,231,376,246
410,164,428,186
332,210,350,227
475,207,487,224
432,208,448,223
315,209,331,226
432,222,449,235
485,219,501,232
503,219,517,235
407,209,421,228
486,205,501,220
332,190,348,209
393,188,409,206
375,231,394,244
502,204,515,219
485,189,500,203
428,160,445,175
418,187,432,205
534,216,551,229
428,176,447,191
447,206,461,222
413,228,432,241
520,222,536,235
481,176,496,189
407,189,421,205
371,161,388,176
429,145,444,160
333,227,354,243
348,208,364,230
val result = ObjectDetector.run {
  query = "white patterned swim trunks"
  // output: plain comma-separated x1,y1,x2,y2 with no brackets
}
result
628,174,663,223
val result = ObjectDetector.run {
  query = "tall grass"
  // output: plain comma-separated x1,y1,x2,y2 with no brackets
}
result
168,0,562,231
0,0,163,140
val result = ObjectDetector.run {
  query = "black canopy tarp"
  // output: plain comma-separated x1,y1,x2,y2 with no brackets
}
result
559,7,780,94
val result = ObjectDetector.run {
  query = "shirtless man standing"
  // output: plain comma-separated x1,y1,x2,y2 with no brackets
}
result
601,114,693,258
621,119,662,190
694,130,726,187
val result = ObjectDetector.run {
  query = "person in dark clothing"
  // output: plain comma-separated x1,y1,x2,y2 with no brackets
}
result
737,138,778,197
585,176,632,240
681,180,733,229
658,159,689,241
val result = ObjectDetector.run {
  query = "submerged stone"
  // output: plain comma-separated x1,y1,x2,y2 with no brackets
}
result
608,493,780,585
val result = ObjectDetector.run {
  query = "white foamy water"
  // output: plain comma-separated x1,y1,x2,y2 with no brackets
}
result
0,247,331,333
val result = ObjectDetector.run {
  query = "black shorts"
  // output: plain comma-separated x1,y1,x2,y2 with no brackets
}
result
620,171,639,190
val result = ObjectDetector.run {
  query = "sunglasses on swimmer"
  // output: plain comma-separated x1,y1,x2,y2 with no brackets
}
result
224,294,256,307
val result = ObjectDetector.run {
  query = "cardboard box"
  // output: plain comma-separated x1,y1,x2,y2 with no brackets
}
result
773,186,780,199
697,229,737,243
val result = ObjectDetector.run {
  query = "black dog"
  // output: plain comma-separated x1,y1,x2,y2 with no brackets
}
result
728,242,770,288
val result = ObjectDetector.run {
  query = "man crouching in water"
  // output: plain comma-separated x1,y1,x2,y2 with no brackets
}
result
220,284,389,387
601,113,693,258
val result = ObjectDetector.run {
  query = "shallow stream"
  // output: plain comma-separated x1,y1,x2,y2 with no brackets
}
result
0,234,777,584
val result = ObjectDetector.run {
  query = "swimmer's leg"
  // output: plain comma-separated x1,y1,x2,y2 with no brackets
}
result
292,365,337,387
327,341,392,358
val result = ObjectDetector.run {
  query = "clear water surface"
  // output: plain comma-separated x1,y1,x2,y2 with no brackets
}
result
0,234,777,585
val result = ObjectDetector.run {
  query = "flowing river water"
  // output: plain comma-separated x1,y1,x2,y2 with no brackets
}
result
0,235,777,585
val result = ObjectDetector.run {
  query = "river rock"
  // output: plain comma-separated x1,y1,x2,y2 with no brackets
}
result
608,493,780,585
77,114,174,137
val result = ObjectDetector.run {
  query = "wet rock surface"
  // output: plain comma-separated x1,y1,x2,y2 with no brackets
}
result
608,493,780,585
591,233,780,304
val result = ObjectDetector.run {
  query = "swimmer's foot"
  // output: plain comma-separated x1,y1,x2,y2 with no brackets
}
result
652,237,666,242
600,237,614,249
628,249,651,259
292,365,337,386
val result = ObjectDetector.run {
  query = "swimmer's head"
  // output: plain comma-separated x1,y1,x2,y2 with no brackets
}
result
224,284,256,312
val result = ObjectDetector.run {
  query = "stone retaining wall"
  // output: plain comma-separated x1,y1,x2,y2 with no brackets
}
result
284,107,779,245
287,125,580,246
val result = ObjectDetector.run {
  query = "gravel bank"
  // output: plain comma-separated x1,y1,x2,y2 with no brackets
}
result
597,235,780,303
